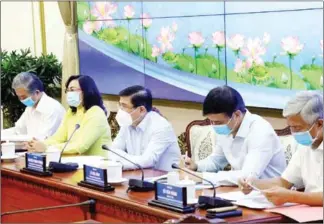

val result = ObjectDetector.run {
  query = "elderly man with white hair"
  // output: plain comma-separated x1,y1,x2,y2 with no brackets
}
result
2,72,65,140
239,91,323,206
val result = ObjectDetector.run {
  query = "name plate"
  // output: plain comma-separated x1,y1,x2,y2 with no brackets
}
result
156,182,187,207
84,165,107,187
26,153,46,172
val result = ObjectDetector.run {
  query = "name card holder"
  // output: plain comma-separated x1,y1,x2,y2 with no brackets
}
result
20,153,52,177
148,182,195,214
78,164,114,192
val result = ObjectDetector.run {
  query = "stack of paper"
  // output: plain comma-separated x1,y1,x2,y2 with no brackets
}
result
265,205,323,222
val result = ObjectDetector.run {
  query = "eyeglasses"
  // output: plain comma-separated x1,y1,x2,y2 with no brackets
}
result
65,88,81,93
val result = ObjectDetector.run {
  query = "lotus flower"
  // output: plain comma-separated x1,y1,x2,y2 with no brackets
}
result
228,34,245,52
321,75,323,87
91,2,117,18
246,57,264,69
188,32,205,48
83,21,102,35
212,31,225,48
241,38,266,67
151,45,161,58
141,13,152,29
281,36,304,56
157,27,175,53
263,32,270,45
234,58,246,74
172,22,178,33
124,5,135,19
281,73,289,84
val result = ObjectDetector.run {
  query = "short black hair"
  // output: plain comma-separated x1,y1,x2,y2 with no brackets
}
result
119,85,153,112
203,86,246,117
66,75,107,115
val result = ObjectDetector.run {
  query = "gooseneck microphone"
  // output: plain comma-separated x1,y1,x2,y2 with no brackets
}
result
102,145,154,192
48,124,80,172
171,163,233,209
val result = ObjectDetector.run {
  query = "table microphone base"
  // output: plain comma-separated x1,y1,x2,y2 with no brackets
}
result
198,196,233,209
128,179,155,192
48,162,79,173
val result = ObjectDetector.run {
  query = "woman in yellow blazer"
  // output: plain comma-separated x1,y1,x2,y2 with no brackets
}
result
26,75,111,156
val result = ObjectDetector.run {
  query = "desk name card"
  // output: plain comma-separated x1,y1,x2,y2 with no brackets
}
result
20,153,52,177
84,165,107,187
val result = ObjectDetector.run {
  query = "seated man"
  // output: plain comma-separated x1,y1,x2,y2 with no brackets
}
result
239,91,323,206
108,85,181,171
1,72,65,140
185,86,286,185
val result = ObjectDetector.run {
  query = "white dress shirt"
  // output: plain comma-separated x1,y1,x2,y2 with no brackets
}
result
110,111,181,171
197,110,286,186
1,93,65,140
282,143,323,192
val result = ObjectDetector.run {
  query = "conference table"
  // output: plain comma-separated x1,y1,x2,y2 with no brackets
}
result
1,156,291,223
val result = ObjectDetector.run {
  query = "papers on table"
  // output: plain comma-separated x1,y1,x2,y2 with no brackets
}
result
1,134,32,142
61,156,105,169
145,175,168,183
265,205,323,223
217,190,296,209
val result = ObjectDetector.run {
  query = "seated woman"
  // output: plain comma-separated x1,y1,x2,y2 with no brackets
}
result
26,75,111,156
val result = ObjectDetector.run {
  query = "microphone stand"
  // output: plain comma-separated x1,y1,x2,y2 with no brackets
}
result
172,164,233,209
102,145,154,192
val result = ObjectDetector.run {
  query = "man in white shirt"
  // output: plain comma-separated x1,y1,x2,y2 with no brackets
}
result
239,91,323,206
1,72,65,140
185,86,286,185
108,85,181,171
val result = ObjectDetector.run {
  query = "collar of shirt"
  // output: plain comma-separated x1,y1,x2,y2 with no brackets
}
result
132,111,152,132
34,92,49,113
235,110,253,138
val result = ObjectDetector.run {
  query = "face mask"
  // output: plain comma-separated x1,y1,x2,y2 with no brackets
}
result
292,123,316,146
66,92,81,107
21,96,36,107
213,118,232,135
116,109,133,127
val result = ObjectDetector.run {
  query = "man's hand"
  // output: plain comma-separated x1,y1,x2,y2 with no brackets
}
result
262,186,292,205
24,138,47,153
184,156,198,171
238,177,256,195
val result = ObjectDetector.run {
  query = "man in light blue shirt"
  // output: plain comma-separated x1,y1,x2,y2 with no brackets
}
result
109,85,181,171
185,86,286,186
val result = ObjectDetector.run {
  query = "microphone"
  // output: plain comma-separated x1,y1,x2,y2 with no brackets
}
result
171,163,233,209
48,124,80,172
102,145,154,192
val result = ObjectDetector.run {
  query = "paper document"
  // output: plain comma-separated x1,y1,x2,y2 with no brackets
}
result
1,134,32,142
218,190,296,209
265,205,323,222
145,175,168,183
61,156,105,169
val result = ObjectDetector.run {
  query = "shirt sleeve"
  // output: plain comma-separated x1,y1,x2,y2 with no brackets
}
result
110,125,176,170
196,141,228,173
202,127,282,186
2,109,28,135
281,148,304,188
44,113,68,146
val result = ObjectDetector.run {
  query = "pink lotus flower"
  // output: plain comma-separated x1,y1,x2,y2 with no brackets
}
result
188,32,205,48
83,21,103,35
212,31,225,48
263,32,270,45
157,27,175,53
228,34,245,51
141,13,152,29
234,58,246,74
281,36,304,55
91,2,117,18
241,38,266,66
124,5,135,19
151,45,161,57
172,22,178,33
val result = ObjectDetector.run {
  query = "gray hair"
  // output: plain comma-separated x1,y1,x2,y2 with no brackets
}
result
283,91,323,124
12,72,44,93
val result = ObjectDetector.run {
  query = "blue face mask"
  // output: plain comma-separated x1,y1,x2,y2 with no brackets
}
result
213,118,233,135
66,91,81,107
21,96,35,107
292,124,316,146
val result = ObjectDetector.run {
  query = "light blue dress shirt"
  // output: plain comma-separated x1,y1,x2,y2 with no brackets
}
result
197,110,287,186
110,111,181,171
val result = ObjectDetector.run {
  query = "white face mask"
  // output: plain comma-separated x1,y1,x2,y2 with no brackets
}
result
116,109,134,127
